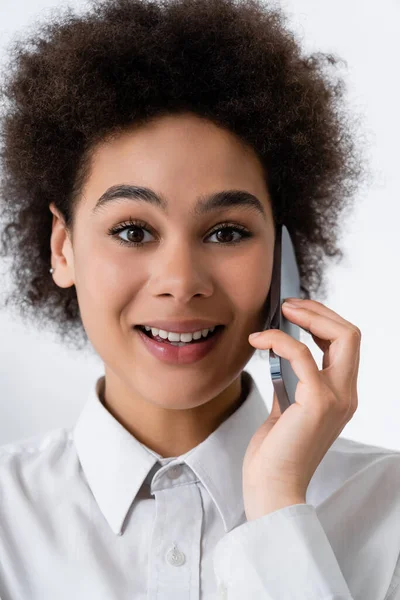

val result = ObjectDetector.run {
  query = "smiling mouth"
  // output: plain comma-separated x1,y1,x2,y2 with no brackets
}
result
135,324,225,345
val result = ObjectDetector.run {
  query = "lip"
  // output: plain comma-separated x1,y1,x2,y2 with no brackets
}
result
135,320,224,334
136,325,225,365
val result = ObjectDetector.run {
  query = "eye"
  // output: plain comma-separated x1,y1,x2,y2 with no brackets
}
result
107,219,155,247
206,223,252,245
107,218,253,247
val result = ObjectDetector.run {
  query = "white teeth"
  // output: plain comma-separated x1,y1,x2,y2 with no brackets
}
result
144,325,216,343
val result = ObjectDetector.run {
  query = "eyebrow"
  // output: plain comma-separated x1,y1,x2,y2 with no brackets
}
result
91,184,267,220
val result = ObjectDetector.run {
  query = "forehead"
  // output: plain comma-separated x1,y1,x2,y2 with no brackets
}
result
81,112,271,217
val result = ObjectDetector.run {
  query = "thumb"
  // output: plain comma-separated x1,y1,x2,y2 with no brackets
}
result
242,391,281,470
269,390,282,422
247,391,281,454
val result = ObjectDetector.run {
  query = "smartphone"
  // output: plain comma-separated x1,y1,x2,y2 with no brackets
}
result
263,224,302,414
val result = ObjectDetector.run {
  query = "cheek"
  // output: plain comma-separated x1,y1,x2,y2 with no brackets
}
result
221,248,272,316
75,239,142,315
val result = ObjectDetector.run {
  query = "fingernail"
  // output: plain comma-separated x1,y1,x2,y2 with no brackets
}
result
285,297,303,304
249,331,262,339
283,301,300,309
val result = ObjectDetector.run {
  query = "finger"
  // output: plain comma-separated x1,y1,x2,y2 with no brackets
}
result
283,299,358,356
284,298,356,330
249,327,321,387
288,302,362,377
281,304,361,384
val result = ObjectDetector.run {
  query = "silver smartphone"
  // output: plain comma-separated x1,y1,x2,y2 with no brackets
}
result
263,224,302,414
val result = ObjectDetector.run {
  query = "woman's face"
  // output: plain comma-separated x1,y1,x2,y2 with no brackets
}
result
50,111,275,409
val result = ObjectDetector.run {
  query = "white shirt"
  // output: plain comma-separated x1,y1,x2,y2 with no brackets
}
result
0,369,399,600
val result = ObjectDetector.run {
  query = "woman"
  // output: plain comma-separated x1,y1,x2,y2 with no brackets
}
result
0,0,398,598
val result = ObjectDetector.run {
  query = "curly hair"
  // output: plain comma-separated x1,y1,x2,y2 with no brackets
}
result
0,0,368,353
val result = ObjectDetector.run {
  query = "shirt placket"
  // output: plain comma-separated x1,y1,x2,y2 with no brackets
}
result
147,464,203,600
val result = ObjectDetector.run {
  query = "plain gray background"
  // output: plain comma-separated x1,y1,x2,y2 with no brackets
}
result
0,0,399,449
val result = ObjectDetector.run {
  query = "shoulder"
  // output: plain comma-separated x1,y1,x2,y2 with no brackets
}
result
330,435,400,457
308,435,400,507
0,427,73,462
0,428,77,499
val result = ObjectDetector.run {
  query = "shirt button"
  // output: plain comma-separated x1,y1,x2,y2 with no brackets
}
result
167,464,183,479
166,543,186,566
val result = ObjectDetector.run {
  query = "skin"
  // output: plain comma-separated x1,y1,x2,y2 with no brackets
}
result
244,299,360,519
49,111,275,458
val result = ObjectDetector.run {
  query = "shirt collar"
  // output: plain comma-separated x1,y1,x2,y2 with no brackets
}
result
73,370,269,536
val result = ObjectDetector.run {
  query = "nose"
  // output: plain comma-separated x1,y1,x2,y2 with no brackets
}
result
146,238,214,302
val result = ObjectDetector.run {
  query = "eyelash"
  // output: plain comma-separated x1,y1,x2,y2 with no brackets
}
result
107,218,253,248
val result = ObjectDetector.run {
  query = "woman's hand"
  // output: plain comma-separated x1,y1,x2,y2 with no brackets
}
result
242,297,361,522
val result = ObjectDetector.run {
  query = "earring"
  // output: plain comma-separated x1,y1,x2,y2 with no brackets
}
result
49,267,54,274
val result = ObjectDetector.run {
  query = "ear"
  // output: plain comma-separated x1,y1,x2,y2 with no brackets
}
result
48,202,75,289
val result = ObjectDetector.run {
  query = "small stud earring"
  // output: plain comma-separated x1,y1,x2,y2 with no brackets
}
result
49,267,54,274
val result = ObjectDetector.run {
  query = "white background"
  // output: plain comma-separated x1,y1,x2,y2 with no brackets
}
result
0,0,399,449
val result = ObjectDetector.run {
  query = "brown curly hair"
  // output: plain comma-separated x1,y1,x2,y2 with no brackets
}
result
0,0,368,353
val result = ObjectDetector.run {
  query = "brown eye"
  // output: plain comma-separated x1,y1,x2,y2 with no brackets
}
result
108,219,252,247
126,226,145,244
214,228,236,243
207,224,252,245
107,219,155,247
